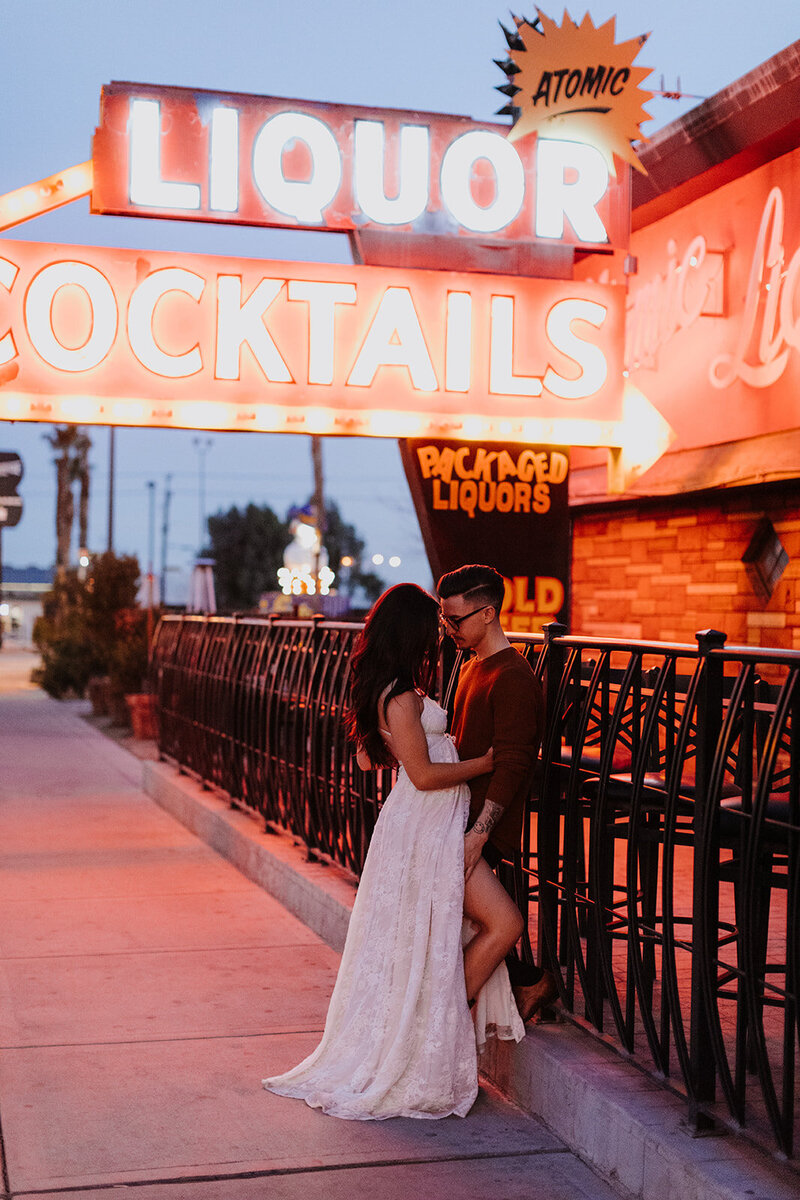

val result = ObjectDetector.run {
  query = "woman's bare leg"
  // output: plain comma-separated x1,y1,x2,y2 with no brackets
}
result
463,858,524,1003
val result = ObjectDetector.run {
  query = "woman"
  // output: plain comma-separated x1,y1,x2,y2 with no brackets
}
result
263,584,524,1120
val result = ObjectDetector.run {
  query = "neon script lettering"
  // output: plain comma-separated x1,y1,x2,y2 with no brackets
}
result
711,187,800,390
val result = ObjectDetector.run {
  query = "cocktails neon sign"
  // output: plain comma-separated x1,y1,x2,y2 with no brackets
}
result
91,82,631,250
0,239,624,442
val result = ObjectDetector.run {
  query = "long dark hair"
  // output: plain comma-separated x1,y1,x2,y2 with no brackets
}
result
346,583,440,767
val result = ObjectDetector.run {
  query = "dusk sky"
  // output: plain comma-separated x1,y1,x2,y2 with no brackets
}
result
1,1,798,600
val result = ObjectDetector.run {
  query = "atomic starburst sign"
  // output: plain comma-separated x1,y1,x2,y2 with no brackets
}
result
498,10,654,176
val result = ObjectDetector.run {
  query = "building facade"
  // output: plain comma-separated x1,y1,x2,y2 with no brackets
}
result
0,565,52,645
569,41,800,649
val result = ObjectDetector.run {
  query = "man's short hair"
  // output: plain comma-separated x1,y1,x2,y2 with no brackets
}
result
437,564,505,618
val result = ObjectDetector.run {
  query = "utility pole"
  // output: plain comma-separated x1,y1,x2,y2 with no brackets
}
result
160,473,172,609
311,434,325,585
192,436,213,554
107,426,116,552
146,480,156,645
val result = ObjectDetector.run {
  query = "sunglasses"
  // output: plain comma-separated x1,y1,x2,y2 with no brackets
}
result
438,604,490,632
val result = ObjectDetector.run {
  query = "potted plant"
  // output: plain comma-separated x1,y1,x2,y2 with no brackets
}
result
86,674,111,715
108,606,154,735
84,553,142,713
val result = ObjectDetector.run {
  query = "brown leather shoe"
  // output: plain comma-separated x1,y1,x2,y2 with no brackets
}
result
513,970,559,1023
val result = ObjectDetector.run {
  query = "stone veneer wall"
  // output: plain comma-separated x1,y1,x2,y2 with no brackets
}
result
570,485,800,649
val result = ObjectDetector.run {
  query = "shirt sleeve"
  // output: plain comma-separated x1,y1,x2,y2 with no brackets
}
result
484,667,544,813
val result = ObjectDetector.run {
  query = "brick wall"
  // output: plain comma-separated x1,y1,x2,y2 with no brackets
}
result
570,486,800,649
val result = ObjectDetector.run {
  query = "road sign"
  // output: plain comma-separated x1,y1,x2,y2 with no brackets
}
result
0,452,23,528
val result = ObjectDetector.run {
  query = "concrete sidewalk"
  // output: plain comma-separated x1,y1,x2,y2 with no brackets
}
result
0,653,618,1200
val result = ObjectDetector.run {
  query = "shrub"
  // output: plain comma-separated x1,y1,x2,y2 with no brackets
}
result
33,553,144,699
84,552,141,668
108,607,150,698
33,571,103,698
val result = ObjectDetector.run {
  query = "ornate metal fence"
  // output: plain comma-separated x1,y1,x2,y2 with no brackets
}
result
151,614,799,1160
151,614,392,875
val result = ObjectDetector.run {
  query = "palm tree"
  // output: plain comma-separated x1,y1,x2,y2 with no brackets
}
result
73,430,92,553
45,425,77,577
43,425,92,577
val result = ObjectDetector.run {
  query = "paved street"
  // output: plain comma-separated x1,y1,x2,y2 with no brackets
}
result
0,646,619,1199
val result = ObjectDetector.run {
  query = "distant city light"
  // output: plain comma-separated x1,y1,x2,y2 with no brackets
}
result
372,553,384,565
389,555,401,568
277,563,335,597
340,555,353,567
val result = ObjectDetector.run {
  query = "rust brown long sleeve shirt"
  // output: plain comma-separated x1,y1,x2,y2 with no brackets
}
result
451,646,544,857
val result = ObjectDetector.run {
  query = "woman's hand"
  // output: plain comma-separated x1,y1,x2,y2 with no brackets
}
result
477,746,494,775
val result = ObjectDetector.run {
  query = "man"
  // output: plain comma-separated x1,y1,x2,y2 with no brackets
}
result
437,563,557,1023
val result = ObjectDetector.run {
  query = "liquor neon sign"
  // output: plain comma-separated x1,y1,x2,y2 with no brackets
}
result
0,239,624,443
91,82,631,250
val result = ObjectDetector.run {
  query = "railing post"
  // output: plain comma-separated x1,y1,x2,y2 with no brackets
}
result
538,621,567,973
690,627,726,1133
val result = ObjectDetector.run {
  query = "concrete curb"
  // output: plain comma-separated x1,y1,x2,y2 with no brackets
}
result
143,758,798,1200
143,761,355,952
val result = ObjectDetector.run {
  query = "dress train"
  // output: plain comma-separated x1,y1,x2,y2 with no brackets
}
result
263,695,524,1119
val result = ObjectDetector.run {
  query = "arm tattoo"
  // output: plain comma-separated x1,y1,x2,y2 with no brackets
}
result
471,799,504,838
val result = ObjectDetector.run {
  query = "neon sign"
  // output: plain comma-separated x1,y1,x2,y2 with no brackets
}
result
623,143,800,462
400,437,570,631
710,186,800,391
0,239,624,442
625,236,724,370
500,11,653,177
91,82,631,250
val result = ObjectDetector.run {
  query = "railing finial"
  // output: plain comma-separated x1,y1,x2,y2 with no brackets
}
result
695,628,726,655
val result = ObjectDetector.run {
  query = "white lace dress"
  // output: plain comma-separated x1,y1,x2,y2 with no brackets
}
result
262,694,524,1120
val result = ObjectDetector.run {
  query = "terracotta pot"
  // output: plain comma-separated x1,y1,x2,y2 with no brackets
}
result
126,693,157,740
108,691,131,728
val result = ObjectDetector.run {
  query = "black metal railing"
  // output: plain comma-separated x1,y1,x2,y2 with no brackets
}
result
150,614,799,1160
151,614,394,875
